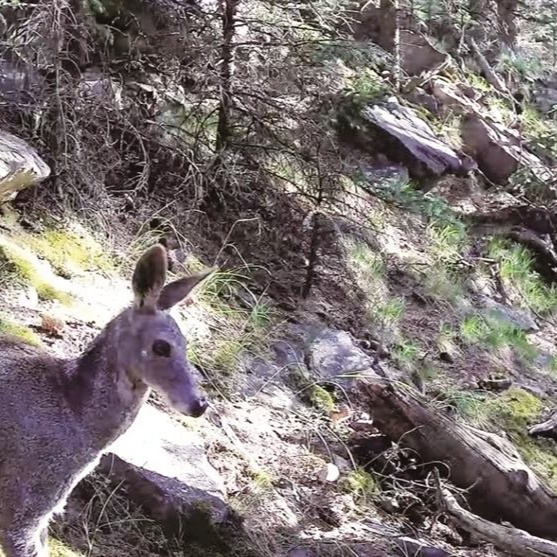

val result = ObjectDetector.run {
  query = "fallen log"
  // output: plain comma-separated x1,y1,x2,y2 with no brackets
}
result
529,412,557,441
439,487,557,557
360,381,557,539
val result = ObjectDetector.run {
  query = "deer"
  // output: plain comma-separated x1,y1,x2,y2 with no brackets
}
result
0,243,215,557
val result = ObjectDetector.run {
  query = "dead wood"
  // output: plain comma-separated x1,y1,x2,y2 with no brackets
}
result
439,487,557,557
360,381,557,539
465,37,507,93
530,412,557,441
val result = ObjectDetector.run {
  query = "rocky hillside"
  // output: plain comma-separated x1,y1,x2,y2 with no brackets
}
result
3,0,557,556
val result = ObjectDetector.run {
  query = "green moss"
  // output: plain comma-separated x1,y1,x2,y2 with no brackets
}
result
0,315,41,346
248,467,274,490
309,385,335,412
343,468,377,502
48,539,83,557
0,244,72,304
485,388,557,490
24,228,115,278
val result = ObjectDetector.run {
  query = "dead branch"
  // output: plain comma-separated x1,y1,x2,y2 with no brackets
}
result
439,487,557,557
360,380,557,540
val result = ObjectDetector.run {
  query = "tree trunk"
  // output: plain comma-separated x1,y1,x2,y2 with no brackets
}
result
378,0,397,51
360,381,557,540
496,0,518,48
215,0,239,153
378,0,401,89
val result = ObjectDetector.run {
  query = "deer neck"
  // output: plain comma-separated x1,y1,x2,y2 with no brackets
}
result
66,320,150,451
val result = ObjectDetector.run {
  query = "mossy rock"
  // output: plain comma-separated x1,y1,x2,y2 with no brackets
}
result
485,388,557,490
0,243,72,304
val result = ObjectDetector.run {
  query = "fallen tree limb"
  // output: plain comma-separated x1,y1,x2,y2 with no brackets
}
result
360,381,557,539
466,37,507,93
529,412,557,441
439,487,557,557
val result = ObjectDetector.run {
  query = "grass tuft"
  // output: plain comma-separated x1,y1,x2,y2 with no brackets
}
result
488,238,557,314
459,312,538,362
0,314,41,346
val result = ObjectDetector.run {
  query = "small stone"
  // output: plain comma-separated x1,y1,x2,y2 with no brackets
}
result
40,313,65,336
317,463,340,483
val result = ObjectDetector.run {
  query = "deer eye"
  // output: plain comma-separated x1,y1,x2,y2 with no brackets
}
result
152,340,171,357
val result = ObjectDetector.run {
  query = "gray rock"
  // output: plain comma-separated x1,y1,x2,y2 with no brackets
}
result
307,328,377,383
398,30,447,76
78,70,123,110
288,549,317,557
461,113,547,185
100,404,228,526
0,131,50,203
481,301,539,333
361,101,467,178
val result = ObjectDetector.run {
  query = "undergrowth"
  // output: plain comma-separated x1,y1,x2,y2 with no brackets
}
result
186,267,277,395
459,312,538,362
488,238,557,314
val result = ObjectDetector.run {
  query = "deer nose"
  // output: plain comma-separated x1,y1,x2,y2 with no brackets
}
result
190,397,208,418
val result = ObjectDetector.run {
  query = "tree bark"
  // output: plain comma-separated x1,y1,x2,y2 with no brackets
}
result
215,0,239,153
360,381,557,540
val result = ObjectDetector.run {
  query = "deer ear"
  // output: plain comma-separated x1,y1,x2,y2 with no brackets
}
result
132,244,168,309
157,267,217,311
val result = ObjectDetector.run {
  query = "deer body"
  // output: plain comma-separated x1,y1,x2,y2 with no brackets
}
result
0,245,213,557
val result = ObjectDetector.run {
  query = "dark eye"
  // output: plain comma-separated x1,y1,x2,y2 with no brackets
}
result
152,340,172,357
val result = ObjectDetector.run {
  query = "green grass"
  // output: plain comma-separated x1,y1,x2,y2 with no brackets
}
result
439,390,491,428
422,222,468,305
460,314,490,345
437,322,459,358
427,221,468,265
354,174,460,228
343,68,388,106
392,339,421,370
0,314,41,346
424,265,464,305
488,238,557,314
371,297,405,327
186,268,277,393
459,312,538,362
346,241,386,284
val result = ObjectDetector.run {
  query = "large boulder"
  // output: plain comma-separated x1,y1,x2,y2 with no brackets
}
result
533,75,557,114
360,99,473,178
0,131,50,203
460,114,547,184
100,403,228,527
398,30,447,76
